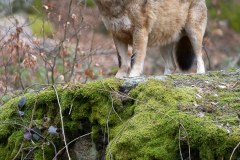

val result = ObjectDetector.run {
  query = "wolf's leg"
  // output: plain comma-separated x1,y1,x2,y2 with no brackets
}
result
161,44,176,74
113,37,130,79
129,28,148,77
185,1,207,73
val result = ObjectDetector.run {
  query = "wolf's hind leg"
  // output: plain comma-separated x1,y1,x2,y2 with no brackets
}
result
186,1,207,73
160,44,176,74
113,37,130,79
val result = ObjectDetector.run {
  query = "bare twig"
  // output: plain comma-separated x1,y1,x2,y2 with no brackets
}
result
203,46,212,70
23,146,37,160
84,30,96,83
230,142,240,160
229,54,240,68
16,25,24,89
52,85,71,160
12,140,24,160
68,15,84,82
52,132,93,160
29,97,38,128
51,0,74,84
178,126,184,160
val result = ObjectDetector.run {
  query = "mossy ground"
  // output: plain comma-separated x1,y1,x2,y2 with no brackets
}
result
0,71,240,159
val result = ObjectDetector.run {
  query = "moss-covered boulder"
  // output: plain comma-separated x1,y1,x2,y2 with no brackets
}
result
0,70,240,159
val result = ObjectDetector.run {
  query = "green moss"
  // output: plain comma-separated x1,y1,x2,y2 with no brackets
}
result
34,144,54,160
86,0,95,7
0,131,23,160
218,3,240,32
107,112,179,160
107,78,240,159
218,91,240,108
107,79,197,159
0,78,125,159
207,0,240,32
29,15,54,38
0,98,19,143
27,0,43,14
0,75,240,159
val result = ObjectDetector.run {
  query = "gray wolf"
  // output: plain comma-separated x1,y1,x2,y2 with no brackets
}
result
94,0,207,78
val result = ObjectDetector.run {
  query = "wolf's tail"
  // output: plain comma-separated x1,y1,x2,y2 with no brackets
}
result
175,36,195,71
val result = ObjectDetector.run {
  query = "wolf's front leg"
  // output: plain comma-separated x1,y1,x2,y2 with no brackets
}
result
113,36,130,79
129,28,148,77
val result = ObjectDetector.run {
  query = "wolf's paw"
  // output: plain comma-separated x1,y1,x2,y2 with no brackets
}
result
115,71,128,79
129,64,143,77
129,70,141,77
197,68,205,74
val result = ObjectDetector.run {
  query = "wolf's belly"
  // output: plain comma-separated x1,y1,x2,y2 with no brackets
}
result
147,13,187,46
102,14,183,47
148,28,182,47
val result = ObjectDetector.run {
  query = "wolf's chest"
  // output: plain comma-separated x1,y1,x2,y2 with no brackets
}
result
102,15,133,33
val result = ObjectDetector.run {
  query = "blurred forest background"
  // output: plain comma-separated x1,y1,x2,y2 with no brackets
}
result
0,0,240,104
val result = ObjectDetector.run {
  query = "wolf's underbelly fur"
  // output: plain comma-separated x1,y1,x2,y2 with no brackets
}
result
148,25,183,47
103,16,185,47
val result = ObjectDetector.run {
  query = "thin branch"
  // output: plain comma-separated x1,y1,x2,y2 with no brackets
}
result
16,26,24,90
52,85,71,160
178,126,184,160
68,30,81,82
12,140,24,160
52,132,93,160
23,146,37,160
29,97,38,128
203,46,212,70
102,82,123,122
230,142,240,160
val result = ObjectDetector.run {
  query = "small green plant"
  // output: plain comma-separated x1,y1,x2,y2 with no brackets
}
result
86,0,95,7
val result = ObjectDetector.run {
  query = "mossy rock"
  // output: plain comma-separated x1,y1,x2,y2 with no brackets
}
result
0,70,240,159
